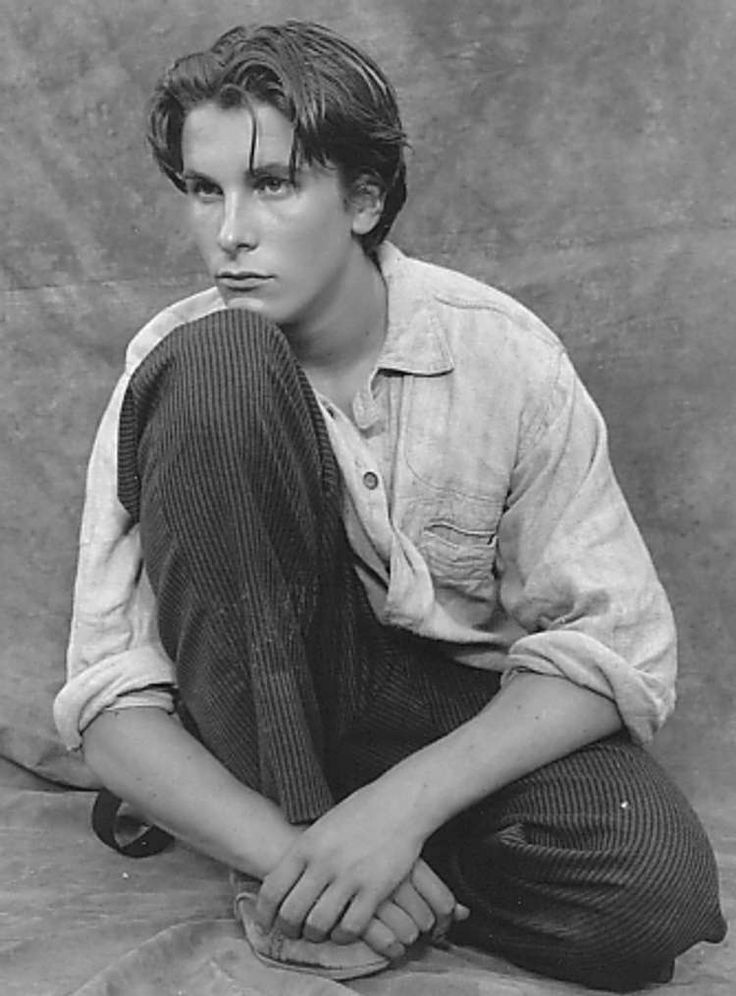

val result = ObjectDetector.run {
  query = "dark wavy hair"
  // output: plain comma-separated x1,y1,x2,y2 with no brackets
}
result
147,20,408,254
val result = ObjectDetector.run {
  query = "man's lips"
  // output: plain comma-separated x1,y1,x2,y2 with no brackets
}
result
217,272,272,290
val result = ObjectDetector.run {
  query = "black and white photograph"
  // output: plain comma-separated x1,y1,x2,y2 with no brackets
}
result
2,2,734,993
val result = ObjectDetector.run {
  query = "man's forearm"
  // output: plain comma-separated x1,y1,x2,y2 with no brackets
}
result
82,707,300,877
370,672,622,841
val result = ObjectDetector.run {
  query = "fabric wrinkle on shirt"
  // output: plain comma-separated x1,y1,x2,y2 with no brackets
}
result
53,243,677,751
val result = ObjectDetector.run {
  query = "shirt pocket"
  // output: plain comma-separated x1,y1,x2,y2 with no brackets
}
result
418,515,501,614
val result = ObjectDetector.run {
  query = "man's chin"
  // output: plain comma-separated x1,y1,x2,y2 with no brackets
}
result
225,297,259,310
222,296,286,328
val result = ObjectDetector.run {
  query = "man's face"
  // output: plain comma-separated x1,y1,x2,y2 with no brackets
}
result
180,100,372,331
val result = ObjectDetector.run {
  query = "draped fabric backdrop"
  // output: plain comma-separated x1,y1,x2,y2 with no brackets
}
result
1,2,735,991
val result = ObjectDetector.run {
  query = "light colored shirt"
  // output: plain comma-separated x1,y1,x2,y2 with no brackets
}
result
53,244,676,751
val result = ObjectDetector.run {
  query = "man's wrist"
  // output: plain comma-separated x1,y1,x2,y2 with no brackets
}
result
369,758,460,843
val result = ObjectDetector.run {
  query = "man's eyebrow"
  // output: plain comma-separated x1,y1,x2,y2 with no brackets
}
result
179,162,297,180
179,168,213,182
248,160,297,175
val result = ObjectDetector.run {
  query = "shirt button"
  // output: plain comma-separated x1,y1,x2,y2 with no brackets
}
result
362,471,379,490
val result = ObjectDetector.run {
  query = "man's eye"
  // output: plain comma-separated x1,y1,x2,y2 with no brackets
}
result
186,179,221,201
254,175,292,196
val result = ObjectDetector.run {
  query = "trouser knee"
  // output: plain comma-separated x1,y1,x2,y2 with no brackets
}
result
132,311,308,451
572,844,727,990
118,308,330,524
435,739,727,991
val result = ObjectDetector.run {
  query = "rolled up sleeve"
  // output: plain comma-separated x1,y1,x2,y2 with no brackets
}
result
497,351,676,743
53,374,176,750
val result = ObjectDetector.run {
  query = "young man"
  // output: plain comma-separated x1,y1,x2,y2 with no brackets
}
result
54,20,726,990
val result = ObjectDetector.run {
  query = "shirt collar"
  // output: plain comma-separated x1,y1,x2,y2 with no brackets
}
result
374,243,454,377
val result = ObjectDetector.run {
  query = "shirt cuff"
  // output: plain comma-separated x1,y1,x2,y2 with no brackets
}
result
53,646,176,750
502,630,676,744
101,686,176,715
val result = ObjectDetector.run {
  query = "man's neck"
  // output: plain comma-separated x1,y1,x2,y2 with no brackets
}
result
285,251,387,379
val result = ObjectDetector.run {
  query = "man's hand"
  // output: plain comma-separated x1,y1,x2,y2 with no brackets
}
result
254,780,467,956
349,864,468,960
351,861,469,957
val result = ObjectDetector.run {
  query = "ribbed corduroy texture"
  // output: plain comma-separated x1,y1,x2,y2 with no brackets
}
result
430,736,727,989
118,310,726,990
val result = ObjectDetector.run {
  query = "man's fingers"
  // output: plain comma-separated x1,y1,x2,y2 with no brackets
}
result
454,901,471,921
390,880,435,934
410,860,457,914
301,883,355,943
256,856,309,933
361,917,406,961
374,899,421,947
333,890,383,943
273,871,336,938
410,860,458,936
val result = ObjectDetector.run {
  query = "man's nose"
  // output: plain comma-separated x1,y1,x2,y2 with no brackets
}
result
217,195,258,253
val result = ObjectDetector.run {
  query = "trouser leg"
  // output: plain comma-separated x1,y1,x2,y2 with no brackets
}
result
117,308,499,821
427,734,727,991
118,309,353,820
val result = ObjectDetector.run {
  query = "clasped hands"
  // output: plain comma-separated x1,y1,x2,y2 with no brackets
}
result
255,781,469,960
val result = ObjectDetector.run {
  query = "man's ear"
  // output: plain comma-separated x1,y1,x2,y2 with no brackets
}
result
349,177,385,237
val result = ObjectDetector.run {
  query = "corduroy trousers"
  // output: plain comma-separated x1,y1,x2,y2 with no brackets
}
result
118,309,727,991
